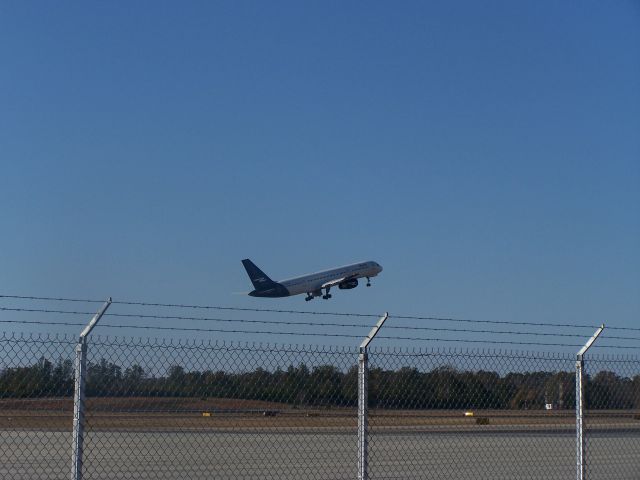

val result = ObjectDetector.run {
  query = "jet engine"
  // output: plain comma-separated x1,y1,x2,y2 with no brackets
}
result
338,278,358,289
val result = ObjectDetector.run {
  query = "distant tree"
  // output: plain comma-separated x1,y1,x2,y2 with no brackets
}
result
588,371,633,409
633,375,640,409
4,354,637,411
308,365,344,406
51,358,74,396
87,359,122,396
122,365,145,395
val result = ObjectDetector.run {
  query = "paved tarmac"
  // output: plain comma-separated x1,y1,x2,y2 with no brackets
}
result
1,429,638,479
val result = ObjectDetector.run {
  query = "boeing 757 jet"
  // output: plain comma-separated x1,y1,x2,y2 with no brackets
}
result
242,259,383,301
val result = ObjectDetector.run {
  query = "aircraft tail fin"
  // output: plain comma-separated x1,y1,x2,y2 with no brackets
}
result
242,259,276,290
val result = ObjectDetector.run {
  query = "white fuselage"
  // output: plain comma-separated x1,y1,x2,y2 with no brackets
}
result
280,261,382,296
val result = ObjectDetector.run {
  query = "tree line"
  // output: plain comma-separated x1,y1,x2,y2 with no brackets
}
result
1,356,638,410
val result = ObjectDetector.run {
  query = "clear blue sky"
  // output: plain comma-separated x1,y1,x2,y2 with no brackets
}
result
1,1,638,351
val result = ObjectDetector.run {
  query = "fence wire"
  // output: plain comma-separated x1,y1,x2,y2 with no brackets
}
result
0,333,77,480
82,338,359,480
583,355,640,480
367,348,578,479
0,331,639,480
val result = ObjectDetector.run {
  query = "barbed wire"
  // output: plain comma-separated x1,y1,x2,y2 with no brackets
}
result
1,307,638,342
0,307,373,329
0,307,96,316
376,335,640,350
0,319,362,339
1,294,638,332
0,295,379,317
0,318,637,350
0,295,105,303
389,314,640,332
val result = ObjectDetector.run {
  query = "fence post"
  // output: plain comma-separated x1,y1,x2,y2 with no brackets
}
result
358,346,368,480
575,323,604,480
71,298,112,480
358,313,389,480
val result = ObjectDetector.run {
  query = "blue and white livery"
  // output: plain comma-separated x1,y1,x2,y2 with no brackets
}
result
242,259,383,301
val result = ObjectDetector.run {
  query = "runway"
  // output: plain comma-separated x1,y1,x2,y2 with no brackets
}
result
2,429,639,479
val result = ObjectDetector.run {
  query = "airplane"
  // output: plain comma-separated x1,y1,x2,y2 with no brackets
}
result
241,259,383,301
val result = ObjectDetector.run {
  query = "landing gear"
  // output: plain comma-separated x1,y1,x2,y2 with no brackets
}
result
366,277,371,287
305,293,313,301
322,286,332,300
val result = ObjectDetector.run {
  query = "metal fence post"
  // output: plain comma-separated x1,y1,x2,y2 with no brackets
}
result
358,346,368,480
358,313,389,480
575,323,604,480
71,298,111,480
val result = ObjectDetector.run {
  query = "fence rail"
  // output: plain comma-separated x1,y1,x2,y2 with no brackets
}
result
1,329,639,480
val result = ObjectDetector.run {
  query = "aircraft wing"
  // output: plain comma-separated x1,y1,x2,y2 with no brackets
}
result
321,275,357,289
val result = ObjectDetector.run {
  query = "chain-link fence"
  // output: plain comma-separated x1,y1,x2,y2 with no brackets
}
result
82,337,359,480
1,331,639,479
367,348,579,479
0,333,77,480
583,354,640,479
